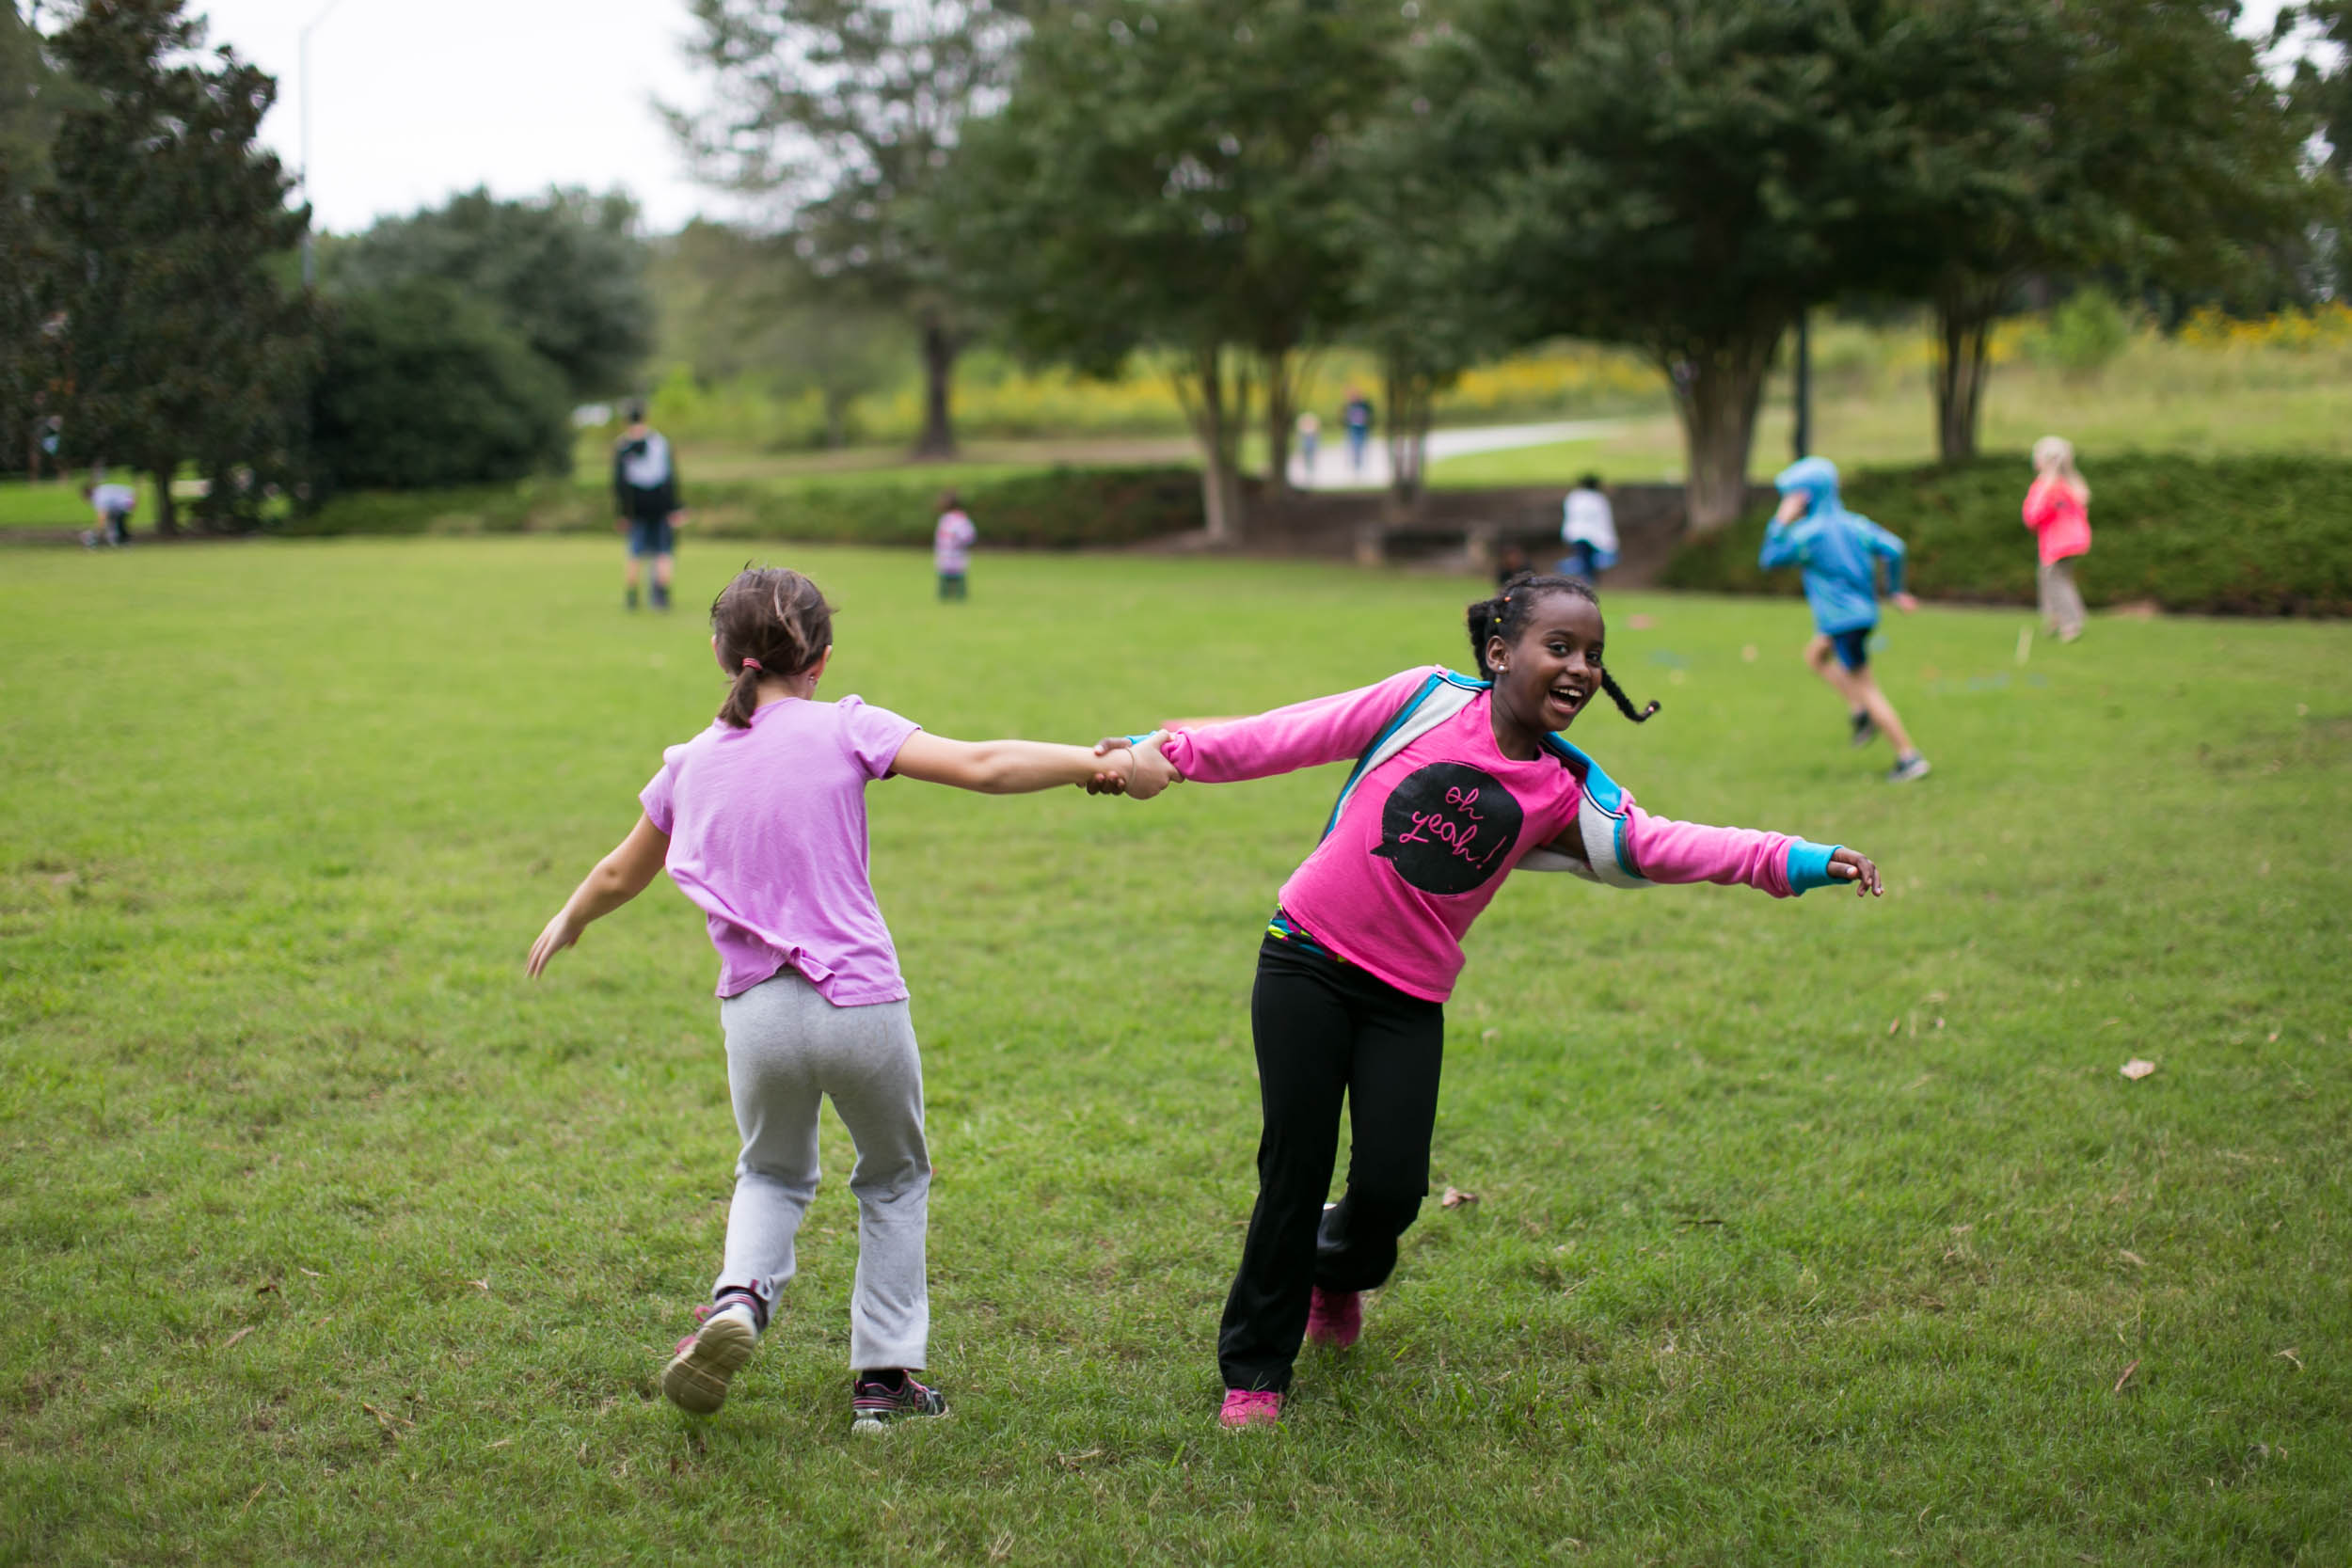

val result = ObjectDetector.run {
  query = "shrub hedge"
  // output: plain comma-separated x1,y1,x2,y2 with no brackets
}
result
1660,452,2352,616
281,465,1205,548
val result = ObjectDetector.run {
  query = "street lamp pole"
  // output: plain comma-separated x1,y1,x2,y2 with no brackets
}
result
297,0,346,289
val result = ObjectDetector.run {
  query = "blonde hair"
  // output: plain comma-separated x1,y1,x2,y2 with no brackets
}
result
2032,436,2088,499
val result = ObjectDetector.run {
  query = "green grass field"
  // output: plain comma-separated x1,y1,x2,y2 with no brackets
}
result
4,540,2346,1564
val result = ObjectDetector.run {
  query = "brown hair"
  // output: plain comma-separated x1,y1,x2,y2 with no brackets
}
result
711,566,835,728
937,489,961,515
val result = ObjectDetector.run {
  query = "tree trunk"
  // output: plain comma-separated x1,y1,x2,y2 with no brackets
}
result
1381,358,1436,521
147,460,178,535
1667,330,1777,536
913,309,958,459
1261,349,1295,494
1169,341,1250,545
1931,283,1999,465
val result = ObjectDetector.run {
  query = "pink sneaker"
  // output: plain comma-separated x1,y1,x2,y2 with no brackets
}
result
1305,1286,1361,1349
1219,1388,1282,1429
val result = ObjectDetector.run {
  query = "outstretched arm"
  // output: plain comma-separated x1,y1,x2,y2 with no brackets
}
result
528,812,672,976
1100,666,1443,785
890,731,1163,797
1616,805,1883,898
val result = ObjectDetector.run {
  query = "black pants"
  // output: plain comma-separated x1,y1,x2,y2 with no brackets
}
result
1217,935,1445,1392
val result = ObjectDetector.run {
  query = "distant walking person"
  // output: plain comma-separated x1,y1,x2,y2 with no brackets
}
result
1342,388,1375,476
933,492,977,601
1759,457,1930,783
1295,411,1321,486
2023,436,2091,642
81,475,135,547
1558,473,1618,582
613,402,684,612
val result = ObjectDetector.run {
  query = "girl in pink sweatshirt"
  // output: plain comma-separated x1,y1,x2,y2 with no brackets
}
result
1106,572,1885,1429
2023,436,2092,641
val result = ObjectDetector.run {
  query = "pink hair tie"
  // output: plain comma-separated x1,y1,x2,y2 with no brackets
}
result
740,657,763,673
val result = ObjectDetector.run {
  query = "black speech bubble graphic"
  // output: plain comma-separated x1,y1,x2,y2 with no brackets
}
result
1372,762,1525,895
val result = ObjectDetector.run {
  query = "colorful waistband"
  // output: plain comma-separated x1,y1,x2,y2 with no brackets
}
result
1264,909,1344,963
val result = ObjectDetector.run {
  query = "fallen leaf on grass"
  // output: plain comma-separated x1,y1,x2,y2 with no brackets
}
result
1053,1449,1104,1471
299,1267,324,1278
254,1282,278,1296
469,1278,491,1292
2120,1059,2156,1081
361,1402,409,1441
2119,1250,2146,1268
1887,1019,1901,1037
487,1438,511,1449
2112,1359,2140,1394
1440,1186,1479,1209
220,1326,255,1351
2277,1348,2303,1370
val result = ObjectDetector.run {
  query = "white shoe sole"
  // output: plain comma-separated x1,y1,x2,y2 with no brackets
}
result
661,1314,756,1415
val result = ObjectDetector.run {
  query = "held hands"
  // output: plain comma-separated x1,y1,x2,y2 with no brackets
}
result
1827,847,1883,897
526,911,580,977
1086,732,1176,800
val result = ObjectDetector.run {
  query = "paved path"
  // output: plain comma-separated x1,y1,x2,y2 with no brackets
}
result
1290,418,1623,491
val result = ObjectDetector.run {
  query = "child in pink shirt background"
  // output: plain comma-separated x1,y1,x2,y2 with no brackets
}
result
933,492,977,601
2024,436,2093,641
1104,571,1884,1429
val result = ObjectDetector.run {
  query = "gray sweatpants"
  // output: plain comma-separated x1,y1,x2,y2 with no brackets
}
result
715,970,930,1371
2038,558,2086,639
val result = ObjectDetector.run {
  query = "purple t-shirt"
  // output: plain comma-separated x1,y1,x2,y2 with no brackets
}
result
640,695,922,1004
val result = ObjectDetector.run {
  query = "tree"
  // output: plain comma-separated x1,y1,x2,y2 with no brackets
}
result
40,0,314,532
670,0,1026,457
0,2,73,479
1412,0,1941,534
1899,0,2312,462
332,186,652,403
1346,50,1514,516
310,280,572,491
651,219,899,449
952,0,1397,540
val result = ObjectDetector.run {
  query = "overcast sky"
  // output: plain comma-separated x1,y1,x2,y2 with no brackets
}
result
195,0,725,235
185,0,2306,241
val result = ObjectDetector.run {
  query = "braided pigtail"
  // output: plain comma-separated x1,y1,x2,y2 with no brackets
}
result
1599,668,1660,723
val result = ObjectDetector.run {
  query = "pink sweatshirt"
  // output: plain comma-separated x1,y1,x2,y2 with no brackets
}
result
2023,477,2091,564
1159,667,1835,1003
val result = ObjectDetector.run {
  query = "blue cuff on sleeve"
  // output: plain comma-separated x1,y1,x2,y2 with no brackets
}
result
1786,841,1842,895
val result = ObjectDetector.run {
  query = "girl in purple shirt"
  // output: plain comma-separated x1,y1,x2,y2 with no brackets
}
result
1105,572,1885,1428
528,566,1156,1433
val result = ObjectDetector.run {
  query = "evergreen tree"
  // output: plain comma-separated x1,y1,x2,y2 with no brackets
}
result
41,0,314,531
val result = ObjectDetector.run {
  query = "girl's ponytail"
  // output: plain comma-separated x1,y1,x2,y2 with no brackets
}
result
717,657,768,729
710,566,836,728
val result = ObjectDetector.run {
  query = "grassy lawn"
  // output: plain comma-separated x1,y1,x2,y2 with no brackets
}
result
3,539,2345,1564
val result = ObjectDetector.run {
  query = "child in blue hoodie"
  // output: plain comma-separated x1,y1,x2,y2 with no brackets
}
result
1759,458,1931,783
